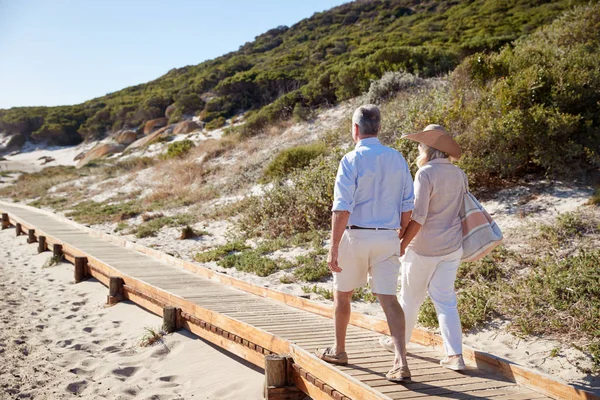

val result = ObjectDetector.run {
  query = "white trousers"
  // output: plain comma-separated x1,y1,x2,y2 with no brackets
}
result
399,247,463,356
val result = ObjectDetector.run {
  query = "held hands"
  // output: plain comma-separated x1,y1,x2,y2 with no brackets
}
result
400,239,407,257
327,246,342,273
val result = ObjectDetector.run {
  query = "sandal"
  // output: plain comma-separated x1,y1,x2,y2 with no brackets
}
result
386,365,411,383
315,347,348,365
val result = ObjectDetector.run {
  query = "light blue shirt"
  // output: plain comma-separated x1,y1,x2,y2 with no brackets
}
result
332,137,414,229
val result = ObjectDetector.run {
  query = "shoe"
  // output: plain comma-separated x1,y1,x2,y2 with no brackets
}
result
440,355,466,371
315,347,348,365
379,336,394,353
386,365,411,383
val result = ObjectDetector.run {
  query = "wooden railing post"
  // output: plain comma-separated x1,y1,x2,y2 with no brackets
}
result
53,244,63,259
15,223,22,236
265,354,304,400
27,229,36,244
163,306,179,333
107,276,123,305
38,235,47,253
1,213,9,229
74,257,87,283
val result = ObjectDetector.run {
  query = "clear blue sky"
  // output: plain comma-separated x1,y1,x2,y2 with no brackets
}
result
0,0,348,109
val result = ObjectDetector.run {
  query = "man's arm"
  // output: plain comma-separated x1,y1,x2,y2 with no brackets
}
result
328,211,350,273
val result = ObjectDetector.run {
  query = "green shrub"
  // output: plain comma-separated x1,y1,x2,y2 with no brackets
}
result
262,143,327,182
505,250,600,340
165,139,194,159
302,285,333,300
292,103,313,122
238,150,342,238
538,212,597,245
67,200,142,225
135,214,194,238
205,117,226,131
293,252,330,282
218,251,286,277
194,240,250,262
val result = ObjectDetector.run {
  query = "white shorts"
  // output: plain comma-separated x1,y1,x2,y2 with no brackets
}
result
333,229,400,295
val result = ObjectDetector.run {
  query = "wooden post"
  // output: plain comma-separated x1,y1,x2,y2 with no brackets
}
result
53,244,63,259
15,223,22,236
38,236,47,253
74,257,87,283
107,276,123,305
1,213,9,230
163,306,178,333
264,355,305,400
27,229,36,244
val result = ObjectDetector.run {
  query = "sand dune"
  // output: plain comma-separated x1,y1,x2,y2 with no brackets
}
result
0,227,264,399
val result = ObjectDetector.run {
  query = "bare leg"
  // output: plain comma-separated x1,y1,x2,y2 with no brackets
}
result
377,294,408,368
333,290,353,354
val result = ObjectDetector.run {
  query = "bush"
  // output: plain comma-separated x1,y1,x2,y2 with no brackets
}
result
194,240,250,262
165,139,194,159
238,149,342,237
218,251,285,277
292,103,313,122
293,252,330,282
66,200,143,225
205,117,226,131
262,143,327,182
366,71,424,104
135,214,194,238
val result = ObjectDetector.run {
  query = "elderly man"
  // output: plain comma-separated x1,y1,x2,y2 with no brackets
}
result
315,105,415,383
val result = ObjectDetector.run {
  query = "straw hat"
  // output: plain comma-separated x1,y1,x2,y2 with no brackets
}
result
401,124,462,161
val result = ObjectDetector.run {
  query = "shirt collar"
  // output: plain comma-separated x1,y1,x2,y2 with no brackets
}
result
426,158,451,165
355,137,381,149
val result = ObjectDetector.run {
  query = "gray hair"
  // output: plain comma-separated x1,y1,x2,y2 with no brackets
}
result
352,105,380,136
416,143,448,168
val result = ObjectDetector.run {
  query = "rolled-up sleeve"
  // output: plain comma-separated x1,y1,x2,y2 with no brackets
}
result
401,163,415,212
411,169,431,225
331,156,356,213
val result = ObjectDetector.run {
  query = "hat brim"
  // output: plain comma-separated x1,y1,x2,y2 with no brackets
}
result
401,129,462,161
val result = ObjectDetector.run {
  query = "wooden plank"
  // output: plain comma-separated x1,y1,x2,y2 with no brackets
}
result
290,344,392,400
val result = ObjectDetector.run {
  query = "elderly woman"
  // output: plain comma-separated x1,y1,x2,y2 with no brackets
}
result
381,124,468,370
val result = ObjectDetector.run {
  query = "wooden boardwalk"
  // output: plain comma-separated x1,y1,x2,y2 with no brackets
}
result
1,201,595,400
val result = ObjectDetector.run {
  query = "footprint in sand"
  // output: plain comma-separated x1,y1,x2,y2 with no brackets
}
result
72,301,86,306
112,366,139,379
65,314,76,320
101,345,120,353
82,327,93,333
57,339,73,347
65,380,88,394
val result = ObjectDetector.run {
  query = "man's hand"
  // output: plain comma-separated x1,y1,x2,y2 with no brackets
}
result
327,246,342,273
397,226,407,240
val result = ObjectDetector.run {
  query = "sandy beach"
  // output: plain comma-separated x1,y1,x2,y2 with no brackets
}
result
0,227,264,400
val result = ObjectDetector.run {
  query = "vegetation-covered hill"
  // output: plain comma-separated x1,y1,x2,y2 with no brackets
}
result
0,0,592,148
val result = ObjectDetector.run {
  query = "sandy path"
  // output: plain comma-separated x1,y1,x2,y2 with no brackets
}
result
0,228,264,400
